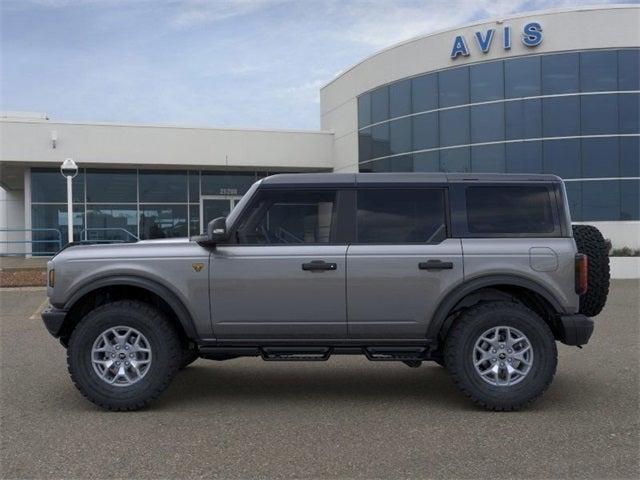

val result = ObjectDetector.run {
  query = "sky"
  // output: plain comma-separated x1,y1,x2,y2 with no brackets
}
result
1,0,636,130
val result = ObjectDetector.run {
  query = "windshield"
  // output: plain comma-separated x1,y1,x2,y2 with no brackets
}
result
226,180,261,228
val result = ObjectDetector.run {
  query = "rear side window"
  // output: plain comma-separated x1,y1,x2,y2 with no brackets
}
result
465,186,556,235
357,189,447,243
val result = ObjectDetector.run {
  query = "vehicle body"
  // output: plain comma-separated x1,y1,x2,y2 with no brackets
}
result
42,173,608,411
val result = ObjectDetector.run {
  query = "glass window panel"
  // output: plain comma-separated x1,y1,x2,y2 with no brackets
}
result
139,170,187,203
580,51,617,92
86,205,138,241
189,205,200,236
470,103,504,143
371,123,390,158
581,94,618,135
582,180,620,221
387,155,413,172
439,67,469,108
86,169,136,203
139,205,188,239
619,93,639,134
440,147,470,172
201,171,255,196
357,189,446,244
506,142,543,173
439,107,469,147
31,168,84,203
506,99,542,140
620,136,640,177
543,139,581,179
505,56,541,98
466,186,556,235
413,151,440,172
370,86,389,123
236,190,337,244
188,171,200,202
412,73,438,113
31,204,84,253
362,159,391,172
359,128,373,162
621,179,640,221
470,61,504,102
582,137,619,178
564,182,582,222
389,79,411,118
471,144,505,173
358,94,372,128
542,52,579,94
389,117,411,155
543,96,580,137
618,49,640,91
412,112,438,150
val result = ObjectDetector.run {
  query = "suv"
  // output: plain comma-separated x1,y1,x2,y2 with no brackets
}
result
42,173,610,411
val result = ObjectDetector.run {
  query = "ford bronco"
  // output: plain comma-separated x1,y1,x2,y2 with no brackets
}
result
42,173,610,411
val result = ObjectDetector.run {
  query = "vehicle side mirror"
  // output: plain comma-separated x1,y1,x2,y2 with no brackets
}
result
207,217,229,244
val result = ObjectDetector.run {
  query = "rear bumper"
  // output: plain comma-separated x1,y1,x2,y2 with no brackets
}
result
558,314,594,346
41,305,67,338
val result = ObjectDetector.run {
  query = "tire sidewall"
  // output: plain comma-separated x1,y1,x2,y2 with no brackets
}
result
68,302,179,408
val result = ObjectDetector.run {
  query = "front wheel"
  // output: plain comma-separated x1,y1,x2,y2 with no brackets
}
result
67,300,182,411
444,302,557,411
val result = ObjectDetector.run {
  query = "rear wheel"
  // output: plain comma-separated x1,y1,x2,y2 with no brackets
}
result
572,224,610,317
67,300,182,411
444,302,557,411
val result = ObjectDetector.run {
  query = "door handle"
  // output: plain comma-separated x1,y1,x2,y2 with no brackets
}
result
302,260,337,272
419,260,454,270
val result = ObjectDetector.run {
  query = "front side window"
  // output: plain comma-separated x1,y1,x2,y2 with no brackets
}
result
356,189,446,244
235,190,336,244
466,186,556,235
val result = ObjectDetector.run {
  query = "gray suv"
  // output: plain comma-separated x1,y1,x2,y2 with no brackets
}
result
42,173,610,411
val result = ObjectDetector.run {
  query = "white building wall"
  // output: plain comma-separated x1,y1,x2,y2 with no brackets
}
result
0,120,334,170
0,187,25,255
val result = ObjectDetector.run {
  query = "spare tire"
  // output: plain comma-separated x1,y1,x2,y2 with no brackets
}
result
572,225,610,317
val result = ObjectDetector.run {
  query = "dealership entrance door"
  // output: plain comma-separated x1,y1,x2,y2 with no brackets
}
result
200,195,242,234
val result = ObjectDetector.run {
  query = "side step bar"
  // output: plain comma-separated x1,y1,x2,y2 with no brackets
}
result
261,347,332,361
363,347,428,362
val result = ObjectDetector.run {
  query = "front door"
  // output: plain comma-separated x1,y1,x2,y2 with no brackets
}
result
346,188,464,339
200,195,242,234
210,188,347,339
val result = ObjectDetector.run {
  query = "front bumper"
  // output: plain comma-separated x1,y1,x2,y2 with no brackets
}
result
41,305,67,338
558,314,594,346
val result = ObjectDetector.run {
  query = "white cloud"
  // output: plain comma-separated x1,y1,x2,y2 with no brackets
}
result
170,0,285,29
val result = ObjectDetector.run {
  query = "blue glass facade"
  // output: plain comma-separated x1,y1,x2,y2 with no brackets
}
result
357,49,640,221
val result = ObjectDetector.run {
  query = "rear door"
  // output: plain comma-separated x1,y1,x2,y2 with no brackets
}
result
346,187,463,339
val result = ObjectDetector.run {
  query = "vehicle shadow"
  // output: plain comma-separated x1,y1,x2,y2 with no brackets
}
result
155,360,474,410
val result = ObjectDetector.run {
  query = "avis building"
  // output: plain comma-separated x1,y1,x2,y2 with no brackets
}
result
1,5,638,255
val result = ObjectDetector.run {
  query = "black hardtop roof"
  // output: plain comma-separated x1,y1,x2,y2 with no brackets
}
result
260,172,562,187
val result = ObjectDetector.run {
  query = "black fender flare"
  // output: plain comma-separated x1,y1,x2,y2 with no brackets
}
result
63,275,198,340
426,274,566,340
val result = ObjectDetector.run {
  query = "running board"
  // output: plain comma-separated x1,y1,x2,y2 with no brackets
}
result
363,346,428,362
261,347,332,361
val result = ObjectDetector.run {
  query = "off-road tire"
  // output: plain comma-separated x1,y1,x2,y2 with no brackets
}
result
444,302,557,411
572,224,610,317
67,300,182,411
180,349,200,369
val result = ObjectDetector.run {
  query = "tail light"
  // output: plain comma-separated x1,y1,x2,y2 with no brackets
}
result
575,254,588,295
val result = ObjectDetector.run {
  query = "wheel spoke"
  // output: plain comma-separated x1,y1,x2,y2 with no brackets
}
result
472,326,533,387
92,326,152,387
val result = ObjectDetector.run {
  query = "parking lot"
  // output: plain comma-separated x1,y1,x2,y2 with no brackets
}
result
1,281,639,479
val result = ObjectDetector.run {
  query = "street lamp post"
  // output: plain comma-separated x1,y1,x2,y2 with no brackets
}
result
60,158,78,244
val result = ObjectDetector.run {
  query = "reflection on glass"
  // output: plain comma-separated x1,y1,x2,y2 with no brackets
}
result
87,205,138,241
139,205,188,239
86,169,137,203
139,170,188,203
31,169,84,203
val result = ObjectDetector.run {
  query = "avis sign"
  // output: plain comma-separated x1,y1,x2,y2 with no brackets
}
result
450,22,543,59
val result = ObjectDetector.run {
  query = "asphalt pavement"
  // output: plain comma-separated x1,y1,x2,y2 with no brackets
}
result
1,281,639,479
